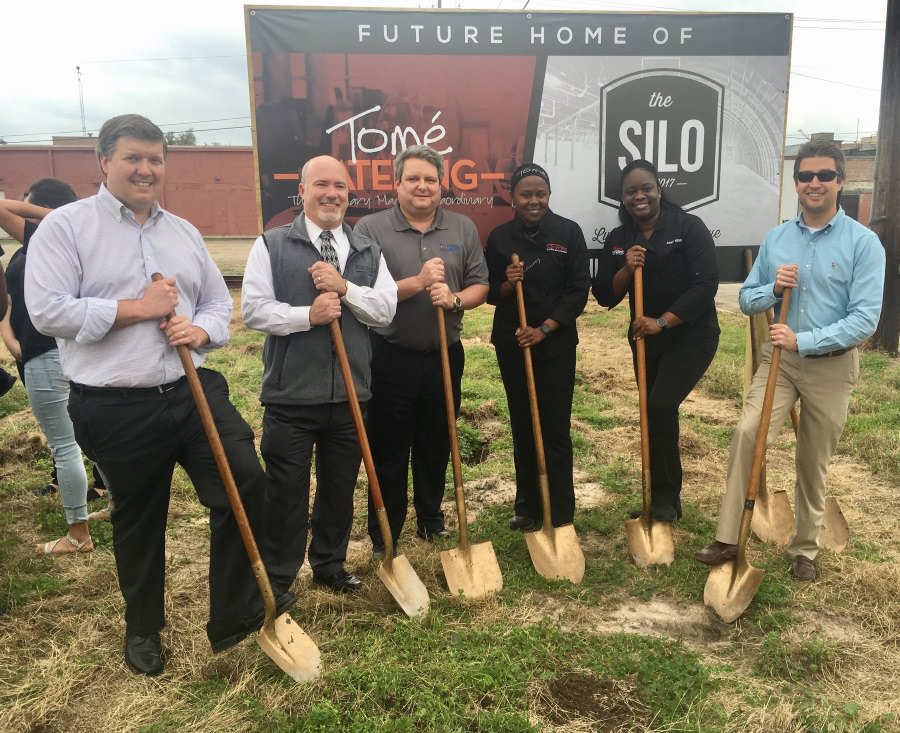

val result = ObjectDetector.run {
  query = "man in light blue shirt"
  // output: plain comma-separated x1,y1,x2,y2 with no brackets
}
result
695,139,885,581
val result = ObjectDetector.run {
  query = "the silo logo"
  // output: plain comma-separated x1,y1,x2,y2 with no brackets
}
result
599,69,724,210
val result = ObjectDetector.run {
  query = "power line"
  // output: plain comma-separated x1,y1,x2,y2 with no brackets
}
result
0,117,250,140
1,124,252,146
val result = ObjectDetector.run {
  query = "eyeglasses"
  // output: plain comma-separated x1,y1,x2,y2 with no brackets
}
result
795,169,839,183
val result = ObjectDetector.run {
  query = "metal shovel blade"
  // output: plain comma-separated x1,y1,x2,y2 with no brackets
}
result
525,524,585,584
440,541,504,599
257,613,321,682
377,554,430,618
625,517,675,568
819,496,849,552
704,557,765,624
750,484,794,547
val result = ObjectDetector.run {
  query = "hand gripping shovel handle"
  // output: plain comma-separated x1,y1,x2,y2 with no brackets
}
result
436,307,470,550
149,275,277,615
511,254,552,528
632,267,653,523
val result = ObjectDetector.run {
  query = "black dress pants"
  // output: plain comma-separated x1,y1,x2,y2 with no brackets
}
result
631,334,718,520
496,343,576,526
68,369,265,637
260,402,361,595
366,336,463,547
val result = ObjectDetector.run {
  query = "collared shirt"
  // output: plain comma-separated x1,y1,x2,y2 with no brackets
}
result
25,184,232,387
486,209,590,356
242,215,397,334
739,207,885,355
592,204,720,346
354,204,488,351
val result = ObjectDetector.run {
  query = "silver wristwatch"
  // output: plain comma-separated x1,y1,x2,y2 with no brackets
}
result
656,316,669,330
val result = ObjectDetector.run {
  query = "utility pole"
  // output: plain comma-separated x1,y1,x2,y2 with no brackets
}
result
871,0,899,354
76,66,87,137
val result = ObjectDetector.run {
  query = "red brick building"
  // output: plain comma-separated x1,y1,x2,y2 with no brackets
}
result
0,144,260,237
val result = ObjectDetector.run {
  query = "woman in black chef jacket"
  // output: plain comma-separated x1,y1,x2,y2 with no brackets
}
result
486,163,590,531
593,159,719,522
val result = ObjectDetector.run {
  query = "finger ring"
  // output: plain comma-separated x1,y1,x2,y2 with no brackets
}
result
180,330,186,337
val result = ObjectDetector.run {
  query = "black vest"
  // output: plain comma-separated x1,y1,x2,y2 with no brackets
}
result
259,218,381,405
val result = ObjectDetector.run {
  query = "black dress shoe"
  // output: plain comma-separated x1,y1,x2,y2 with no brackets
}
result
207,591,296,654
124,632,164,676
508,515,537,531
415,526,451,541
312,569,362,592
694,541,738,566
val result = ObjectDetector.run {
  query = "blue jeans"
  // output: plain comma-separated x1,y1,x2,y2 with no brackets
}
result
25,350,88,525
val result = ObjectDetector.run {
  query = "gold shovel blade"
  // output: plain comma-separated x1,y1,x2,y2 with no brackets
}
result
525,524,585,584
750,488,795,547
624,517,675,568
257,613,321,683
440,541,504,599
377,553,430,617
819,496,849,553
703,559,765,623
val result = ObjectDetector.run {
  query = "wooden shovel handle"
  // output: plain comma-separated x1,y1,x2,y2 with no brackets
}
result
511,254,553,527
436,307,470,548
150,273,276,617
329,319,396,563
744,287,792,507
633,266,652,517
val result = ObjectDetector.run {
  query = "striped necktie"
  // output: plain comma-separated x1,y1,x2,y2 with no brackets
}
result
319,230,340,274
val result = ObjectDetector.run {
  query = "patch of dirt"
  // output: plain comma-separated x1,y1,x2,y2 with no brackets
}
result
598,599,728,645
542,671,652,731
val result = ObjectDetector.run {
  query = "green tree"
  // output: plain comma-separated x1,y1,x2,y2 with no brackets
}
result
164,128,197,145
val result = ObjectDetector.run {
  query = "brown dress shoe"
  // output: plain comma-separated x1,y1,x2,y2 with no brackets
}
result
694,540,738,566
792,555,817,581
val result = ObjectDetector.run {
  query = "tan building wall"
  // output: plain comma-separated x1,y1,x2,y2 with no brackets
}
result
0,146,260,237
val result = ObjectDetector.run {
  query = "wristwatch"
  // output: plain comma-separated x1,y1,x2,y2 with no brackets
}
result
540,323,552,335
656,316,669,330
451,294,463,312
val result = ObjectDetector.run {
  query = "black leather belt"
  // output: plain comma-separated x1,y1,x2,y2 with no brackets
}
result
70,377,186,396
805,346,854,359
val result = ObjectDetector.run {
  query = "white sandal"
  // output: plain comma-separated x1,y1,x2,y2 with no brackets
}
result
36,534,93,555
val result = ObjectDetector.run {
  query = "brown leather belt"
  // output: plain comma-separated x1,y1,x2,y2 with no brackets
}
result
805,346,855,359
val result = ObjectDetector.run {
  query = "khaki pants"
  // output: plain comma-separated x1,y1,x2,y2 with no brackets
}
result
715,343,859,560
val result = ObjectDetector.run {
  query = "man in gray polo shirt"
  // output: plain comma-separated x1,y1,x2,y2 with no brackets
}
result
355,144,489,556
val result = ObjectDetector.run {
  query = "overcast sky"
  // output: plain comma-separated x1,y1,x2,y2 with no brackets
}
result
0,0,886,148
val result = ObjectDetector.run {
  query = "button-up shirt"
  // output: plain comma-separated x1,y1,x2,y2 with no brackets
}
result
242,215,397,334
25,184,232,387
739,207,885,355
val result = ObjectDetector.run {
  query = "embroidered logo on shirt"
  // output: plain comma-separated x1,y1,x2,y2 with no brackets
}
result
440,243,461,252
546,242,568,254
611,246,625,256
665,238,683,246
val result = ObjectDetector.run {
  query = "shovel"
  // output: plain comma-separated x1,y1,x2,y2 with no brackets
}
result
435,308,503,598
743,250,793,546
329,320,429,617
511,254,585,584
784,398,850,552
705,288,792,623
624,266,675,568
152,273,320,683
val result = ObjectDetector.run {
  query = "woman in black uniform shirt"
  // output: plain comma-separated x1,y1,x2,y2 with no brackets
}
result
486,164,590,530
593,159,719,522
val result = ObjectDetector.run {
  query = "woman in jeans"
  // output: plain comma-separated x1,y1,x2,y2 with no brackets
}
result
0,178,99,553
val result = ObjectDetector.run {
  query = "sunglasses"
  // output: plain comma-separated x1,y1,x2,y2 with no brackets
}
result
795,169,839,183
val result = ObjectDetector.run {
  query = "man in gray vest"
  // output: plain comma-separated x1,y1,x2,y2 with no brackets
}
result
242,155,397,593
